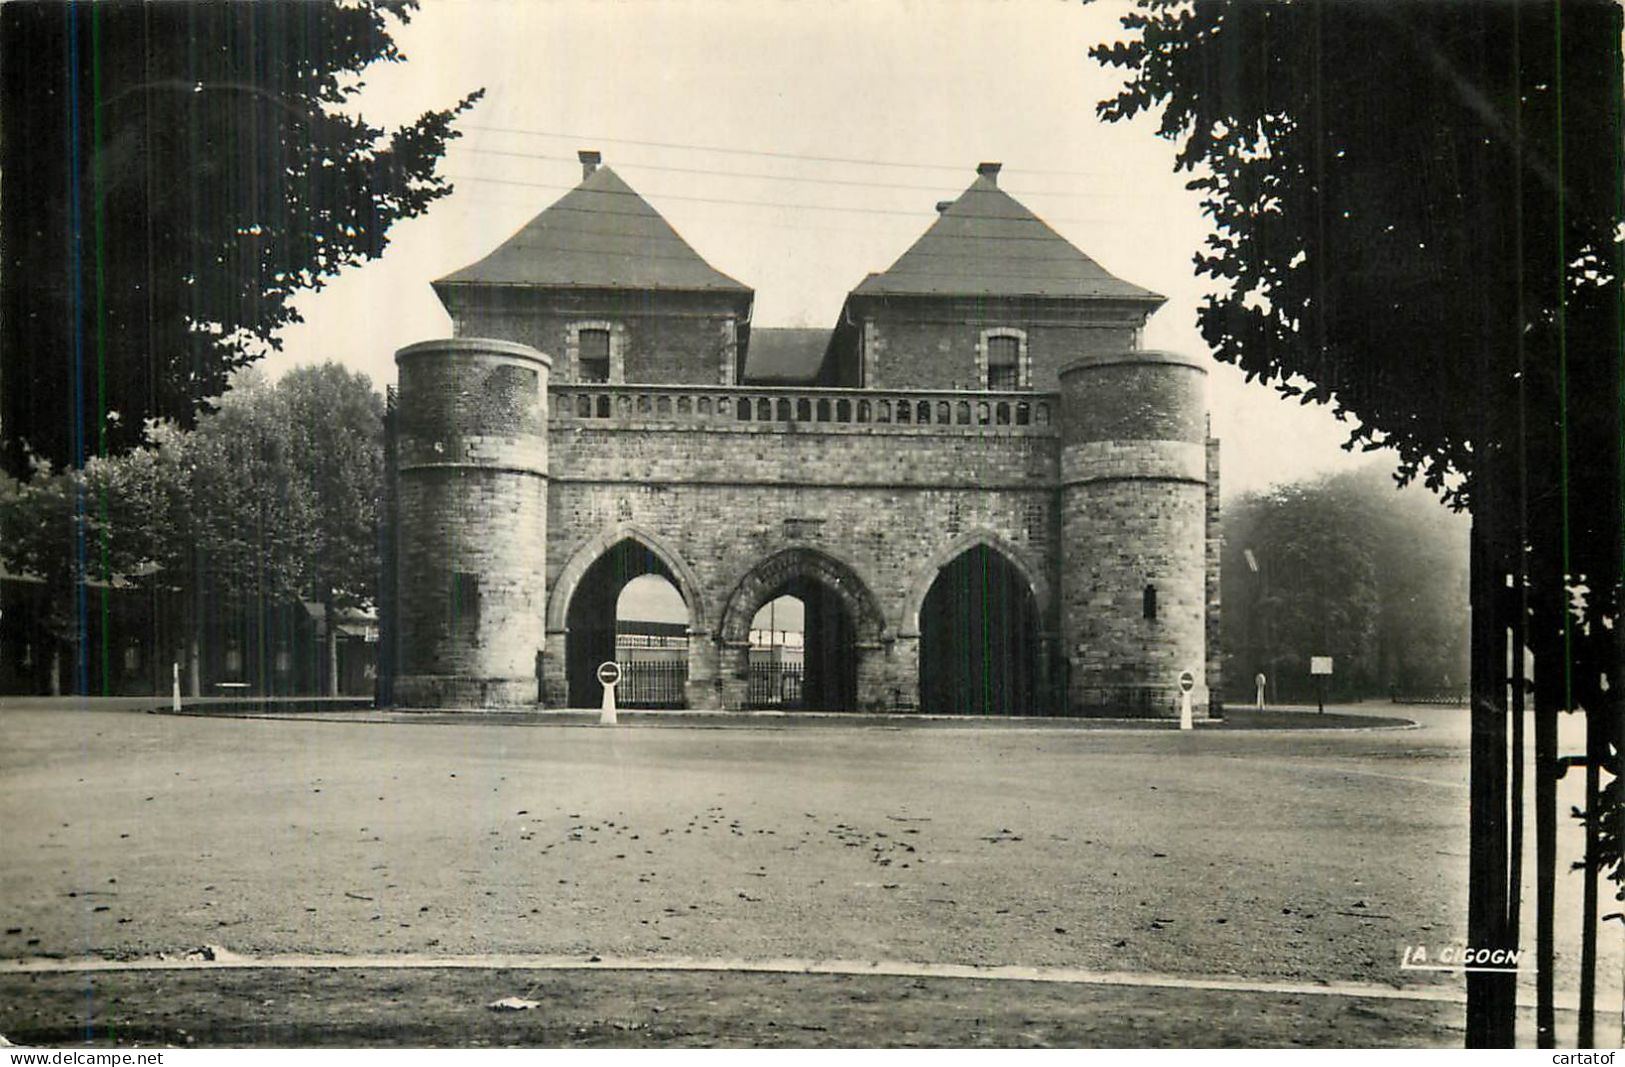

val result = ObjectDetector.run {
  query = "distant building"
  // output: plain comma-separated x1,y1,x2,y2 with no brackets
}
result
0,568,378,698
382,153,1219,716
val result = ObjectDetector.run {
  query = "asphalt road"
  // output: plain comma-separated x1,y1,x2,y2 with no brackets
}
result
0,699,1615,1047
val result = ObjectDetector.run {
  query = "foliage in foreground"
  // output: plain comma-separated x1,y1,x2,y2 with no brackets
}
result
0,0,480,473
1091,2,1624,1025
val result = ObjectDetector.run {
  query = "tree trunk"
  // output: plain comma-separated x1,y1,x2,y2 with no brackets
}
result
1577,709,1602,1047
49,645,61,696
187,634,201,698
1466,513,1517,1045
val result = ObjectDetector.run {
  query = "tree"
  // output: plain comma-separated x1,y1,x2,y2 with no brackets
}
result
1222,466,1470,704
1223,478,1381,701
1092,0,1621,1045
0,449,166,695
0,459,86,695
279,364,387,696
184,373,318,690
4,366,383,698
1362,471,1471,696
0,1,481,473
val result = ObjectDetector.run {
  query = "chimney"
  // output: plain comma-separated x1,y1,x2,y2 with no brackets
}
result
935,200,954,214
579,149,602,180
976,161,1002,185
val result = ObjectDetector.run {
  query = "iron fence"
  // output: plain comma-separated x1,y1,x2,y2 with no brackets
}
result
746,662,804,709
617,660,687,709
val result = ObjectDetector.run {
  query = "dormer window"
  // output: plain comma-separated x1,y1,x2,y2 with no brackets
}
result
979,327,1029,390
568,321,624,383
987,336,1019,389
578,328,611,383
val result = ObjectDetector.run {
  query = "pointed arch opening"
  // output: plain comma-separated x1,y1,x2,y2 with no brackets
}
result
720,548,884,712
919,544,1040,715
746,587,853,710
564,539,692,707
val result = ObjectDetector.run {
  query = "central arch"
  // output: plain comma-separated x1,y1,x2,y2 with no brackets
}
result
719,547,885,712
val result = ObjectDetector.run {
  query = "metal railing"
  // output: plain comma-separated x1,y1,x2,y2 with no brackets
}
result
616,659,687,709
746,662,804,709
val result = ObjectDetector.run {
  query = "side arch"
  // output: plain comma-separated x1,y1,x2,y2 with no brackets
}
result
900,530,1050,637
546,523,707,634
717,546,887,646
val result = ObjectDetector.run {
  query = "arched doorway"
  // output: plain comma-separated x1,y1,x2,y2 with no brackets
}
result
565,539,690,707
720,548,884,712
919,545,1039,715
744,582,856,710
613,575,688,708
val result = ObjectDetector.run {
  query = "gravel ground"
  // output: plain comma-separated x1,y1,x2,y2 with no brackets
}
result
0,699,1615,1047
0,967,1469,1048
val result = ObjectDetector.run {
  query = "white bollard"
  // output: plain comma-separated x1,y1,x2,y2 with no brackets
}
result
1179,689,1193,731
172,662,181,712
597,661,621,725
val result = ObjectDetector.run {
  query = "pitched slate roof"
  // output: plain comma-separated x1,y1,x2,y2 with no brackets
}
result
742,327,830,384
436,165,750,294
852,172,1163,303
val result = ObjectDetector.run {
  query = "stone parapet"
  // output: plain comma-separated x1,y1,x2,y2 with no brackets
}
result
552,383,1058,435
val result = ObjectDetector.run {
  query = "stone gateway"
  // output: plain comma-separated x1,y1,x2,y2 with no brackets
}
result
380,153,1220,717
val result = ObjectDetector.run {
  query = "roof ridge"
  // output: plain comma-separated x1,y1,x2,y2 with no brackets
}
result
434,163,751,294
851,172,1163,303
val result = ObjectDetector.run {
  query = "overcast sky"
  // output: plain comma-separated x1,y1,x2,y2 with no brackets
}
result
271,0,1380,502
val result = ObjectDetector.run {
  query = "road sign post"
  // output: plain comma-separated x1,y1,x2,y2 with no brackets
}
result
1178,669,1196,731
597,660,622,725
172,662,181,713
1310,656,1333,714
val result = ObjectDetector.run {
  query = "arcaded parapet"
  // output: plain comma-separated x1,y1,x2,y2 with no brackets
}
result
1058,350,1210,717
392,338,551,708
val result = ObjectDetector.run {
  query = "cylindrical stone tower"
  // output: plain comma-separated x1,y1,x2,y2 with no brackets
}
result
1058,350,1210,718
392,338,550,708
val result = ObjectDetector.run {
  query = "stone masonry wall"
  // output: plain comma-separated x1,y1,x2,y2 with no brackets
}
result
1058,478,1208,716
447,289,744,386
542,417,1058,710
388,340,1215,716
859,298,1145,391
1058,351,1210,717
393,340,551,708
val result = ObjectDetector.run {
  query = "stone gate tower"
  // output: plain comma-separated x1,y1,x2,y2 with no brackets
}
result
391,339,551,707
1058,350,1212,715
382,152,1220,717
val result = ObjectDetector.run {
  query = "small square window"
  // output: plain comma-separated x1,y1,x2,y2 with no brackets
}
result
579,329,610,383
987,336,1020,390
451,572,481,632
